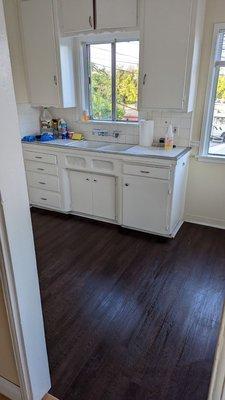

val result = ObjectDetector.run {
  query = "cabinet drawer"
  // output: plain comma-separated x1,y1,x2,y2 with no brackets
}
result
23,150,57,164
26,171,60,192
25,160,58,176
123,163,170,180
28,188,62,209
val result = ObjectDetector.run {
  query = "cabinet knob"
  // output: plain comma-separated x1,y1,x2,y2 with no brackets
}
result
93,179,97,182
86,178,90,181
143,73,147,85
125,183,129,187
89,16,93,28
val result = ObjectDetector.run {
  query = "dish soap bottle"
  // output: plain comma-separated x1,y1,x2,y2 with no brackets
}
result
164,123,174,151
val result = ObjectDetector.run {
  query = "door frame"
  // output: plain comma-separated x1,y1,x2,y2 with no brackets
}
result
0,202,32,400
0,1,51,398
208,304,225,400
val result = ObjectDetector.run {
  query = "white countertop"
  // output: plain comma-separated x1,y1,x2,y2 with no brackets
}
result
22,139,191,160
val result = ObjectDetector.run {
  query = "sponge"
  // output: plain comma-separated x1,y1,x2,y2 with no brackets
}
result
72,133,84,140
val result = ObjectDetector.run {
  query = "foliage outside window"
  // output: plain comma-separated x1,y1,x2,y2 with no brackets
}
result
202,27,225,157
84,40,139,122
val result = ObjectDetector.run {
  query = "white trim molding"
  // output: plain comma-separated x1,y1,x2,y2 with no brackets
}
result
185,214,225,230
199,23,225,161
0,376,21,400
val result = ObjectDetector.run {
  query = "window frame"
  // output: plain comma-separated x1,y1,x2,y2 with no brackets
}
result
82,36,139,123
200,23,225,160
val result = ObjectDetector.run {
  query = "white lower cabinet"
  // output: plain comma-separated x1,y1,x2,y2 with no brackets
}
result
92,174,116,220
122,175,170,235
28,188,62,209
23,144,189,237
69,171,92,215
69,170,116,221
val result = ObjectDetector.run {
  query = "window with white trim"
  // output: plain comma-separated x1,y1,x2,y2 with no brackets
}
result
83,40,139,122
202,25,225,157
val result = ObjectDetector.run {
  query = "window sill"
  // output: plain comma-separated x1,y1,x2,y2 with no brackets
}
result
197,154,225,164
78,120,139,127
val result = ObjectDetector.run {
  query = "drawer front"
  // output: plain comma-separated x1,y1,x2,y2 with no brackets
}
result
25,160,58,176
26,171,60,192
28,188,62,209
123,163,170,180
24,150,57,165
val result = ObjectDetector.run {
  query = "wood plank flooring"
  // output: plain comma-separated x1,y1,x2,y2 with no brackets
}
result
31,208,225,400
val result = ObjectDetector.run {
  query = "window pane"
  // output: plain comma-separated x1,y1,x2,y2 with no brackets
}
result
208,67,225,156
217,31,225,61
90,44,112,120
116,41,139,122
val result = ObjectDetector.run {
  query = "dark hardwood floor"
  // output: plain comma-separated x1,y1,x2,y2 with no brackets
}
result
31,208,225,400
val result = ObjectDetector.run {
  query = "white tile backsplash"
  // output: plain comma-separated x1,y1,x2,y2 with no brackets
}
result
17,104,192,146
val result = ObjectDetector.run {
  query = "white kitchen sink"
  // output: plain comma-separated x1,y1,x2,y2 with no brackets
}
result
100,144,133,152
66,140,107,149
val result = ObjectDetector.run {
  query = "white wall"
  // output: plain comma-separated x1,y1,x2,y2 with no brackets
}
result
185,0,225,228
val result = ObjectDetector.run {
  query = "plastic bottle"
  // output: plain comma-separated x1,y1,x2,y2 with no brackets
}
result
164,123,174,151
40,107,52,132
58,118,68,139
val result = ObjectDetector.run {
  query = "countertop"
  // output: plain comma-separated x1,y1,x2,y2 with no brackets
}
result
22,139,191,161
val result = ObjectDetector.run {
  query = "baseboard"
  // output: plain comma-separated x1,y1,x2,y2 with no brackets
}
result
185,214,225,230
0,377,21,400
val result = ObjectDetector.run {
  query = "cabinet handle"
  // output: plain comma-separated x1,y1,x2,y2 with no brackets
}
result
40,197,47,201
38,182,46,185
143,73,147,85
140,170,150,174
125,183,129,187
37,168,44,171
35,156,42,159
89,16,93,28
54,75,58,86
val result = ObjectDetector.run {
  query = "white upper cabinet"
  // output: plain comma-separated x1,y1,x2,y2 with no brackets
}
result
57,0,94,36
139,0,205,112
20,0,76,107
96,0,138,30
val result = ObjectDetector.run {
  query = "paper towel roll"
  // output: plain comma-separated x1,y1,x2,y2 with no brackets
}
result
139,120,154,147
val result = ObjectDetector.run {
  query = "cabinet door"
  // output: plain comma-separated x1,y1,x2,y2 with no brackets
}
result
140,0,192,110
96,0,137,29
69,171,92,215
20,0,60,107
57,0,94,35
92,175,116,220
123,176,169,234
